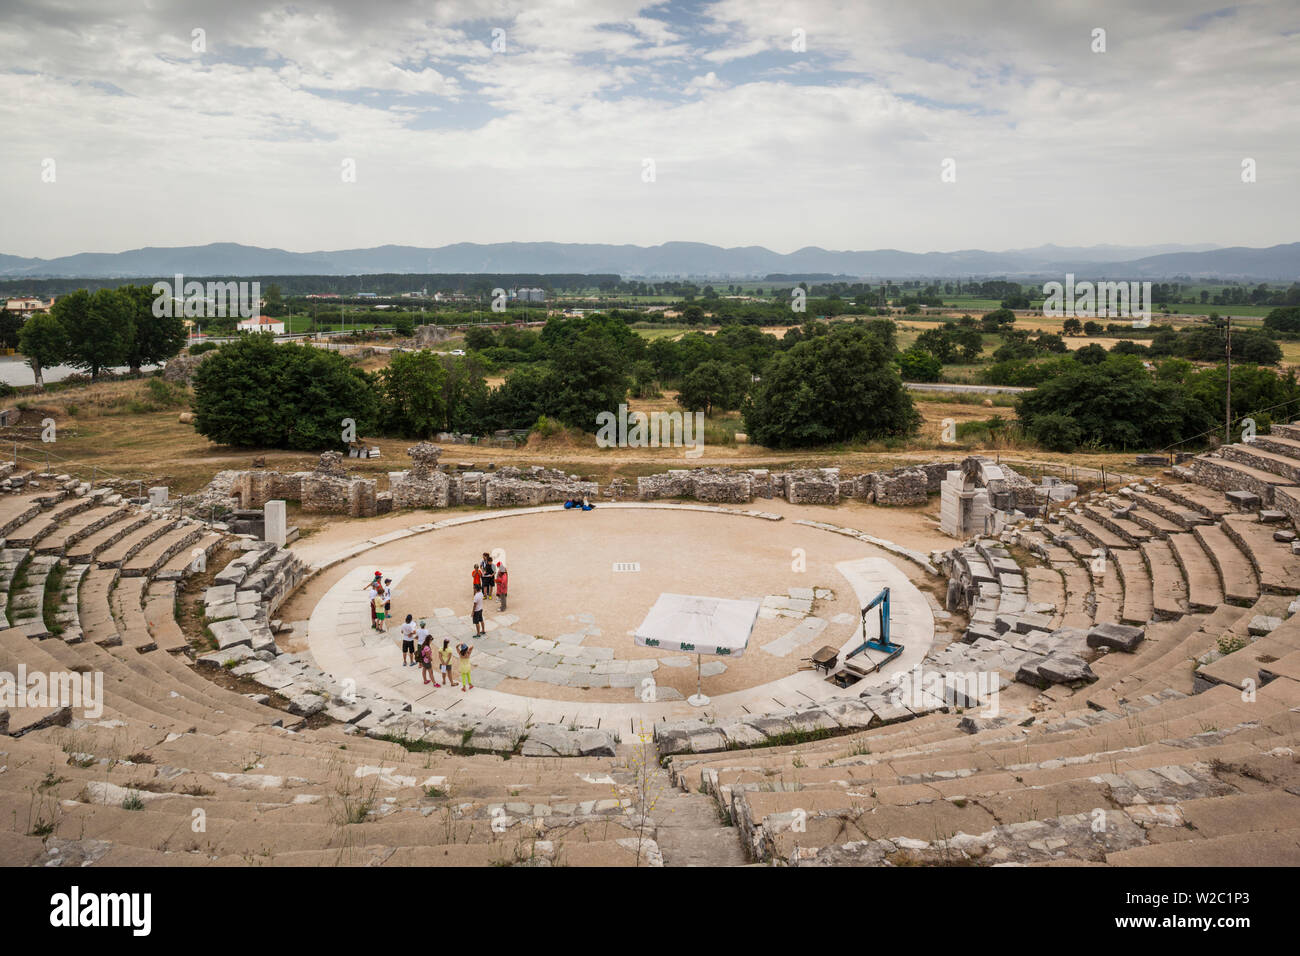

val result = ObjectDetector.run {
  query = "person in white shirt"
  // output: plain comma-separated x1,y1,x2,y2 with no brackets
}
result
471,587,485,636
399,614,418,667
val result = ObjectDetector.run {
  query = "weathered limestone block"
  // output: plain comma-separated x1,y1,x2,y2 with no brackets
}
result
238,470,276,509
637,470,693,500
783,468,840,505
460,472,487,506
389,469,450,509
871,468,928,506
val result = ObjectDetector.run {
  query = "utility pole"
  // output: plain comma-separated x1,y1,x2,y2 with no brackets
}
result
1224,314,1233,444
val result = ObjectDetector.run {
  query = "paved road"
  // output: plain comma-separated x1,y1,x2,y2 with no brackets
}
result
905,382,1030,395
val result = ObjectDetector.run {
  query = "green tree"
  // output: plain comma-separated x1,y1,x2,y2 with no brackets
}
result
379,349,447,438
1016,355,1211,451
1263,306,1300,334
546,332,630,430
54,287,131,379
191,336,378,449
18,312,68,390
464,326,496,350
980,308,1016,332
263,283,285,317
0,309,22,350
441,355,491,434
119,284,187,374
896,347,943,382
487,364,554,429
742,324,919,448
681,305,706,325
677,360,750,416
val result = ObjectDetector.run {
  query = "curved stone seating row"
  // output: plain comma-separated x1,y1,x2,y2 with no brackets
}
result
8,553,60,639
668,428,1300,865
0,490,667,864
0,722,660,866
1220,513,1300,595
3,493,100,549
199,540,620,760
666,672,1300,864
4,432,1297,867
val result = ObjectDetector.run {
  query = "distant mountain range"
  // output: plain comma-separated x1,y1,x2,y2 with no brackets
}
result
1,240,1296,281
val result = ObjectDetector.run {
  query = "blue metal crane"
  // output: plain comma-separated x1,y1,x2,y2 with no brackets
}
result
846,586,903,663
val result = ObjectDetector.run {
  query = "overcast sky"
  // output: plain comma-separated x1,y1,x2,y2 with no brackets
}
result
2,0,1296,259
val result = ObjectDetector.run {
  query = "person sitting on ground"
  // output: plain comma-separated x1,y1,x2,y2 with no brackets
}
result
399,613,418,667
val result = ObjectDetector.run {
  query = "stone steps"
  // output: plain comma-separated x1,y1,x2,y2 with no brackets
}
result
1221,443,1300,483
1123,488,1210,531
1197,617,1300,691
110,576,155,653
64,510,152,563
50,562,89,642
95,517,177,569
2,495,97,548
120,523,204,578
6,553,60,638
153,531,223,581
1248,431,1300,463
0,494,45,538
1061,511,1130,551
1166,532,1225,612
77,566,122,646
1270,420,1300,441
144,581,188,652
1220,513,1300,595
1111,548,1154,625
1084,502,1153,546
1192,523,1260,605
1139,538,1188,620
1189,455,1296,508
1154,481,1231,520
33,503,130,555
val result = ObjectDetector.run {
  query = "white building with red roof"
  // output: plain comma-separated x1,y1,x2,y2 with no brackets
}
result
236,315,286,334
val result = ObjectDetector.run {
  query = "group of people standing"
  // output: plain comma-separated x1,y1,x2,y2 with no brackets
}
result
361,554,512,693
470,552,507,637
396,613,472,690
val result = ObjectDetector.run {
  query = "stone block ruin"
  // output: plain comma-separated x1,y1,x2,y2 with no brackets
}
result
229,451,389,519
629,462,958,508
387,443,596,509
940,456,1077,538
204,447,996,521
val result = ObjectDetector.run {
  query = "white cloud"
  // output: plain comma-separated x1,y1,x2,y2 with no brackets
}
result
0,0,1295,258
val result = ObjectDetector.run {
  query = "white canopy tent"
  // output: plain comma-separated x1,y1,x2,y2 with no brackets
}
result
634,593,761,706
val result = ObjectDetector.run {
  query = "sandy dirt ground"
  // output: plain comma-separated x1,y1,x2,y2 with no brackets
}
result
279,498,954,702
